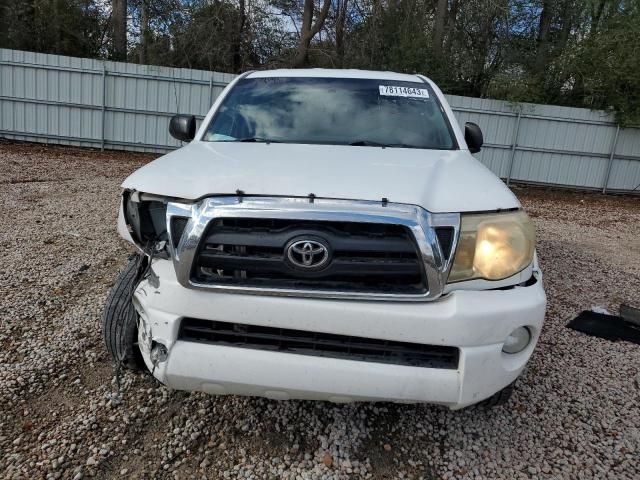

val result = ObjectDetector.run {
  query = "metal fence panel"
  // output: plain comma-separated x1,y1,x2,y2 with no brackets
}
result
516,117,616,155
1,48,639,193
607,158,640,191
511,150,609,188
616,127,640,157
474,147,513,179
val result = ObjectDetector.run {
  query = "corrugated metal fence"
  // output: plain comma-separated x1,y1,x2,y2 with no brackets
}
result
0,49,235,153
2,48,640,193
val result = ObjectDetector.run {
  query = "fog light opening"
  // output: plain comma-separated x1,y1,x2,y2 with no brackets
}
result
150,341,169,364
502,327,531,354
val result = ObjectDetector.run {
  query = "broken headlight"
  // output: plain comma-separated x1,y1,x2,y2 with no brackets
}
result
123,191,168,245
448,210,535,283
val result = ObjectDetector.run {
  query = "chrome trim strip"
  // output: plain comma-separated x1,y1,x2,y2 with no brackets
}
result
166,197,460,301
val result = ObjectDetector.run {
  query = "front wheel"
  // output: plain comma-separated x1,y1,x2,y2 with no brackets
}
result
102,254,145,370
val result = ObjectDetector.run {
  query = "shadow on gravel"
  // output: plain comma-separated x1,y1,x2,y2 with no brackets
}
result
361,403,441,479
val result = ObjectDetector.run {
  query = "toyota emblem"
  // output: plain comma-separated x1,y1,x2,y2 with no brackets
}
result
286,238,330,270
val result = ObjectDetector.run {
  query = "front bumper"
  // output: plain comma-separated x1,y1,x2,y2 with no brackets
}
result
134,259,546,409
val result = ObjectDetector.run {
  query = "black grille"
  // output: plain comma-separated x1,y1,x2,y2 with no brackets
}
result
170,217,189,248
434,227,455,260
192,218,427,294
179,318,459,369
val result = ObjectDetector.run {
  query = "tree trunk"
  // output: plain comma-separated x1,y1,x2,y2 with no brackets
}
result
54,0,65,53
335,0,349,67
294,0,315,67
534,0,553,72
139,0,150,64
591,0,607,34
293,0,331,67
432,0,448,57
232,0,246,72
112,0,127,60
443,0,459,56
557,0,573,51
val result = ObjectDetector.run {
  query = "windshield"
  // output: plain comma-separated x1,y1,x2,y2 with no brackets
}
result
203,77,457,150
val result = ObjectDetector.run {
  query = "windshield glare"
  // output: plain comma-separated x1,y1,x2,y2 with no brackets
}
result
203,77,457,150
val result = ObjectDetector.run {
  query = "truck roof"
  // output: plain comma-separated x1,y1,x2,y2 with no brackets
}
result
246,68,426,83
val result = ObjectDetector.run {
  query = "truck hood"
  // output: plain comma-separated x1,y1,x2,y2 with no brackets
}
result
122,141,519,213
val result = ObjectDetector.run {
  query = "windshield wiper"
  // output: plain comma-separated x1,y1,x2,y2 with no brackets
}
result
349,140,417,148
349,140,389,147
237,136,281,143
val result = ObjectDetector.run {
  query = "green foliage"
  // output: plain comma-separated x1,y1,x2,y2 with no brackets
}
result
0,0,639,122
0,0,106,58
345,0,434,74
162,1,243,71
571,5,640,125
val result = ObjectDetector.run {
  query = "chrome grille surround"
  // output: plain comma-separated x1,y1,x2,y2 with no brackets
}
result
166,196,459,301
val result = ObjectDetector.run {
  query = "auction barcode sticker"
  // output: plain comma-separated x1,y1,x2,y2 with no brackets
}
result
379,85,429,98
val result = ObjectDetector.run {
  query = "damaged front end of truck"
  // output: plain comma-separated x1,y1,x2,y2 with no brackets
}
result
104,190,184,376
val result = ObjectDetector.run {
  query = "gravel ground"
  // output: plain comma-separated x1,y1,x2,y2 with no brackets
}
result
1,141,639,480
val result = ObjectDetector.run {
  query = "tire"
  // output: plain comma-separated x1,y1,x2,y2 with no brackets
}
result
478,381,516,408
102,254,145,370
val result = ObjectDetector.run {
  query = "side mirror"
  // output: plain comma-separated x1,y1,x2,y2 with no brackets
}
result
169,114,196,142
464,122,483,154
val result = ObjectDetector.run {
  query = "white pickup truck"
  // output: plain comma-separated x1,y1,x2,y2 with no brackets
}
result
104,69,546,409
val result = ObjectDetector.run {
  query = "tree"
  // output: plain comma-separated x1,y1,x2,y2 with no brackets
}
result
232,0,247,72
0,0,107,57
112,0,127,60
294,0,332,67
432,0,448,57
534,0,553,73
570,3,640,124
335,0,349,67
169,1,245,71
443,0,460,57
139,0,151,64
1,0,639,124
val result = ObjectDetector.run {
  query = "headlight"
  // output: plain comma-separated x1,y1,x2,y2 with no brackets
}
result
123,191,168,245
448,210,535,283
